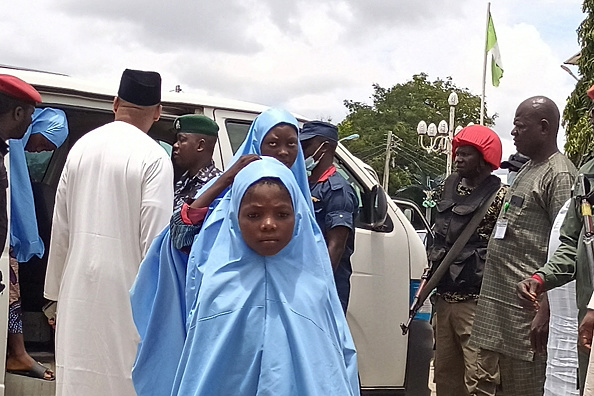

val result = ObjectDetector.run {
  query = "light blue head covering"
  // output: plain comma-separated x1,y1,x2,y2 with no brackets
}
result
197,107,311,209
9,108,69,262
131,109,322,396
175,157,358,394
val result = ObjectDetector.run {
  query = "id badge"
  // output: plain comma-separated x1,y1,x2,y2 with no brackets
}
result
494,219,508,239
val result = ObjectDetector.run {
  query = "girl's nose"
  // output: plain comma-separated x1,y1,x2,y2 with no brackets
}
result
261,217,276,230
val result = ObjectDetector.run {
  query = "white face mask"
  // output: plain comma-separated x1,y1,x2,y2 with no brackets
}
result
507,171,517,186
304,143,326,176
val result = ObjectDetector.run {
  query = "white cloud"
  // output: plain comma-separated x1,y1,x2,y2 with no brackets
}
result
1,0,586,162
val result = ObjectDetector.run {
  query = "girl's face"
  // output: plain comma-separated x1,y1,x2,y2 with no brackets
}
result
238,181,295,257
25,133,57,153
260,124,299,168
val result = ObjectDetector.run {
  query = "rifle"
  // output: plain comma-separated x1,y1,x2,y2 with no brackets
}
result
574,174,594,281
400,186,500,336
400,267,431,335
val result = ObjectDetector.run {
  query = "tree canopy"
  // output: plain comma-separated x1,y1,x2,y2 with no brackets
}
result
338,73,494,199
563,0,594,165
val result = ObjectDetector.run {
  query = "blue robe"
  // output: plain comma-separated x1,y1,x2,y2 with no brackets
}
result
173,157,358,395
9,107,68,262
131,108,322,396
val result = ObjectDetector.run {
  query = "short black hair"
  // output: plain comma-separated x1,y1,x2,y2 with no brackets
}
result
0,92,31,116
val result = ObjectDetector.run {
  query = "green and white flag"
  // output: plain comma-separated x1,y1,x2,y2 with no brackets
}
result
486,12,503,87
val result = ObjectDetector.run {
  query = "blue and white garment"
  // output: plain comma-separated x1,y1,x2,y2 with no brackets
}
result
9,108,68,262
131,108,318,396
172,157,358,395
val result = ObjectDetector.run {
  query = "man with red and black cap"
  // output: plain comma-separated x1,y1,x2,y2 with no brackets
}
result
471,96,576,396
427,125,506,396
44,69,173,396
517,87,594,395
299,121,358,313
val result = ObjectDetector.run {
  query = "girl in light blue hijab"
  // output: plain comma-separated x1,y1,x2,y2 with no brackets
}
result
9,107,69,262
6,107,68,381
171,157,358,395
131,108,321,395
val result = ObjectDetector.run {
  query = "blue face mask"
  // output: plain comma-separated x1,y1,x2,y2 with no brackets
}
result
304,143,326,177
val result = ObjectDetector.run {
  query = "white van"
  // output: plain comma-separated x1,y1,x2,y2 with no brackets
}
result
0,66,432,396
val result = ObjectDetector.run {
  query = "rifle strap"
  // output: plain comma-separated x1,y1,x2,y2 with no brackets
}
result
417,185,501,305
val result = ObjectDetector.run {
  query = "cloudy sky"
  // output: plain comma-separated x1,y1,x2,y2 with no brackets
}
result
1,0,585,161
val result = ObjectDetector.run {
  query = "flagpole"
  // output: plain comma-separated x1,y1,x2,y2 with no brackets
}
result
480,2,491,126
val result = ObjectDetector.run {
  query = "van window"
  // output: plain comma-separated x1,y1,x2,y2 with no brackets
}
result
158,141,173,157
226,120,251,153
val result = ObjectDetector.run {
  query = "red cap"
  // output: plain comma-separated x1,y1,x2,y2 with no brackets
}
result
587,84,594,101
452,125,502,170
0,75,42,104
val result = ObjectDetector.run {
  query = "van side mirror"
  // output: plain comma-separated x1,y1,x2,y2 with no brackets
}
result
369,185,388,229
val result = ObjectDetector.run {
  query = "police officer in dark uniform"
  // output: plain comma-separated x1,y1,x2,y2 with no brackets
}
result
299,121,358,313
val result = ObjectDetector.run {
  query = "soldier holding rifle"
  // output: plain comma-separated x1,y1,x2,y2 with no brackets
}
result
415,125,505,396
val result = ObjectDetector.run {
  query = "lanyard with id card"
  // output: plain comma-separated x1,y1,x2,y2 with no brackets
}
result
494,202,509,239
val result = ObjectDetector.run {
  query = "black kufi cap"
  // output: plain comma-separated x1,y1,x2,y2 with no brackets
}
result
117,69,162,107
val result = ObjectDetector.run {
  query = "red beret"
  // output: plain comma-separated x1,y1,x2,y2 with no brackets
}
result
587,84,594,101
0,75,42,104
452,125,502,170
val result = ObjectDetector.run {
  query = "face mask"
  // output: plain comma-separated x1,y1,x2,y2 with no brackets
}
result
304,143,326,176
507,171,517,186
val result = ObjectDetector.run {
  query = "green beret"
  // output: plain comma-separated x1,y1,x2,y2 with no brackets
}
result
173,115,219,137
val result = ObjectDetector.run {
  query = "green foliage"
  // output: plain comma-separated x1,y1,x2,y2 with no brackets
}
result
338,73,494,198
562,0,594,165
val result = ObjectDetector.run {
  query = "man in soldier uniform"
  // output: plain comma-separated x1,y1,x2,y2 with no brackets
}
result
172,115,221,211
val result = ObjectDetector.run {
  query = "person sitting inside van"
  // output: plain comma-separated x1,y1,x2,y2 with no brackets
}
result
137,157,358,395
7,107,69,381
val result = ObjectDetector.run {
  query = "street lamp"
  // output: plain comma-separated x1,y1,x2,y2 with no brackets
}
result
339,134,360,142
416,91,460,177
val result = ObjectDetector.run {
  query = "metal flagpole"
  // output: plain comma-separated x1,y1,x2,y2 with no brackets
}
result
480,2,491,126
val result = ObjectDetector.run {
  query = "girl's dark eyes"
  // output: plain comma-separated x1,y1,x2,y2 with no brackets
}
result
246,213,259,219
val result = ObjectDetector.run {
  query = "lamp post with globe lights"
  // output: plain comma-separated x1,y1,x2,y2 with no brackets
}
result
417,92,461,221
416,92,461,177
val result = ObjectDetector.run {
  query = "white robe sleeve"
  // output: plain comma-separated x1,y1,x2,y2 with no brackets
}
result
139,156,173,257
44,164,70,301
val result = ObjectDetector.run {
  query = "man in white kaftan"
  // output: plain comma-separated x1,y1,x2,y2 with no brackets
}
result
44,69,173,396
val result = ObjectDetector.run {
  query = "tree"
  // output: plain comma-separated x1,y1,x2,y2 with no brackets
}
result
338,73,495,199
563,0,594,166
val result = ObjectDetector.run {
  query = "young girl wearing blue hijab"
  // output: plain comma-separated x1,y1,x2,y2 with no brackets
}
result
170,157,358,395
131,108,327,395
7,107,68,380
